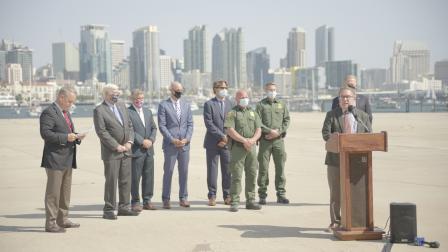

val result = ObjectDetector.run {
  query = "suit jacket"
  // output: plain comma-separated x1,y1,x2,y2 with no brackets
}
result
322,107,372,166
93,101,134,161
331,94,372,122
157,98,194,151
40,102,79,170
203,97,233,150
128,105,157,157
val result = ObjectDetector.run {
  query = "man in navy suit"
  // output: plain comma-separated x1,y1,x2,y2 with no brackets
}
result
158,81,194,209
331,75,372,122
128,89,158,211
203,80,233,206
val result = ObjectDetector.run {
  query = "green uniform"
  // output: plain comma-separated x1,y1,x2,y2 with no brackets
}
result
256,97,290,199
224,106,261,205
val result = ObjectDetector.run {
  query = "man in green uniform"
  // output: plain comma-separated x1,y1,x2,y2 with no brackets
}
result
256,82,290,205
224,89,262,212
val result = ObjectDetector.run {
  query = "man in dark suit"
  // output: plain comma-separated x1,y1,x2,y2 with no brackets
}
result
203,80,232,206
322,87,372,230
128,89,158,211
40,87,85,232
158,81,194,209
331,75,372,122
94,84,138,220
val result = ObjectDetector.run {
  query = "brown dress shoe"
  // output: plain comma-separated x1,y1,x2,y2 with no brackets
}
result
45,224,66,233
143,203,157,210
224,197,231,205
208,198,216,206
179,200,190,207
163,200,171,209
60,221,80,228
132,204,143,212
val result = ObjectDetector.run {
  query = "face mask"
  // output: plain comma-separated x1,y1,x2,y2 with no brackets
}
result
173,91,182,99
266,91,277,99
111,95,119,103
218,89,228,98
134,100,143,108
239,98,250,107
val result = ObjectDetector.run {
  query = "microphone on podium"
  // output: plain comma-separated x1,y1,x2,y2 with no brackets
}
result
348,105,370,133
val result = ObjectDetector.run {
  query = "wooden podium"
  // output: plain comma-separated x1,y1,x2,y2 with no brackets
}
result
326,131,388,240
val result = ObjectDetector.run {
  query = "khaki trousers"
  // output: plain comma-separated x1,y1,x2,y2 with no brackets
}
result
45,167,72,228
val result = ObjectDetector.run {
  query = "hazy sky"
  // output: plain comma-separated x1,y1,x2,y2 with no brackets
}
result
1,0,447,70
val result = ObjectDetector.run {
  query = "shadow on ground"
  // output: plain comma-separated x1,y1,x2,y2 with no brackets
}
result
219,225,336,239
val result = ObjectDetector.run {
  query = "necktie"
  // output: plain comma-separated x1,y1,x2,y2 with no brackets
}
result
113,105,123,125
63,111,73,132
344,113,352,134
220,100,225,115
175,101,181,121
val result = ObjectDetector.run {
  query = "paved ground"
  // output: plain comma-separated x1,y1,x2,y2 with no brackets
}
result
0,112,447,252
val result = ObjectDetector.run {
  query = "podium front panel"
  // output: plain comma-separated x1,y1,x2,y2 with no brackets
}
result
349,153,369,228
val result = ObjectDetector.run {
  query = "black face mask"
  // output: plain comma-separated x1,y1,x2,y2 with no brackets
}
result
111,95,119,103
173,91,182,99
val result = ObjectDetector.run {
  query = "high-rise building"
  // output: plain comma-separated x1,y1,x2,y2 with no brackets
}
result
79,24,112,83
434,59,448,88
212,28,246,89
295,66,326,96
6,63,22,84
111,40,125,69
130,25,160,94
315,25,334,66
389,40,430,83
0,50,6,82
160,55,174,88
52,42,80,80
286,27,306,68
361,68,387,90
6,46,33,83
183,25,207,73
325,60,359,89
268,68,292,95
112,59,130,91
246,47,270,90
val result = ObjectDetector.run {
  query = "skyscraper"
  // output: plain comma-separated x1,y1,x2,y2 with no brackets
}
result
6,46,33,83
130,25,160,94
246,47,270,90
286,27,306,68
52,42,80,80
435,59,448,88
160,55,174,88
183,25,207,73
212,28,246,89
389,40,430,83
111,40,125,69
361,68,387,90
6,63,22,84
79,24,112,83
112,58,130,91
325,60,359,89
315,25,334,66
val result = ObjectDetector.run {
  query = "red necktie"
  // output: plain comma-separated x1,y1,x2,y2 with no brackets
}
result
63,111,73,132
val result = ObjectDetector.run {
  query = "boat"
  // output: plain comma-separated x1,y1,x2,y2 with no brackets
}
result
0,93,18,107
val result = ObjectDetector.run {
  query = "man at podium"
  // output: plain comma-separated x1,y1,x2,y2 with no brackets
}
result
321,87,372,230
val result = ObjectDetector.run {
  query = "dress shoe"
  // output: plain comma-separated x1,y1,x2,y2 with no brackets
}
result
117,208,139,216
229,205,239,212
179,200,190,208
131,204,143,212
327,223,340,232
246,202,262,210
143,202,157,210
45,224,66,233
259,198,267,205
224,196,231,205
277,196,290,204
59,220,80,228
208,198,216,206
163,200,171,209
102,212,117,220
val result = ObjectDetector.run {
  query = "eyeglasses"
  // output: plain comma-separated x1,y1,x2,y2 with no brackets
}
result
215,86,228,89
339,95,354,100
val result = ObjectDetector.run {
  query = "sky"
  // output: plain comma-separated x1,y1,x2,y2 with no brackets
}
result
1,0,447,70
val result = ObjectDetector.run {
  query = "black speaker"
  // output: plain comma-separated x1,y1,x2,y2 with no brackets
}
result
390,203,417,243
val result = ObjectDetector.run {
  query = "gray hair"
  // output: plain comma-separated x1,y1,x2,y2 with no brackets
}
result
338,87,356,96
102,83,119,98
57,86,77,98
130,89,145,100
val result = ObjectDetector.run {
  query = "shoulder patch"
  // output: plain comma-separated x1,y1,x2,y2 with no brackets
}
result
250,111,255,117
227,111,234,119
278,103,283,109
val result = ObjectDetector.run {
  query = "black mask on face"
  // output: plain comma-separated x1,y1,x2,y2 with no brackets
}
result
173,91,182,99
111,95,119,103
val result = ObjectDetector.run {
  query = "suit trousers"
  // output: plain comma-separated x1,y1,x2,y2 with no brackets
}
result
131,154,155,205
206,147,231,200
103,157,131,213
162,148,189,201
45,167,72,228
327,165,341,225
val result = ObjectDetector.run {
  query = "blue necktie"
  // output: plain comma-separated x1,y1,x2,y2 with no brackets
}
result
113,105,123,125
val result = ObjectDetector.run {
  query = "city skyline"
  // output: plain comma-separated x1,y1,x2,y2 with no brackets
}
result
1,0,447,70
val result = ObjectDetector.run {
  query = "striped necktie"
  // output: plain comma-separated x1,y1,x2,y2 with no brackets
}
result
175,101,181,121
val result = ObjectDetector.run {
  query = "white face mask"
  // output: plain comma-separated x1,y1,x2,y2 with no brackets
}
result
266,91,277,99
239,98,250,107
218,89,228,98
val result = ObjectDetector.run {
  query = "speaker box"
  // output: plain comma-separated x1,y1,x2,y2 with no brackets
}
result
390,203,417,243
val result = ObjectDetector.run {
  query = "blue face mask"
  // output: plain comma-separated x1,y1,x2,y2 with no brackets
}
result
218,89,228,97
239,98,250,107
266,91,277,99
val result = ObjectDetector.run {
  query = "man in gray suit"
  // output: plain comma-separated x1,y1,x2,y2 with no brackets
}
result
128,89,158,211
94,84,138,220
322,87,372,230
331,75,372,122
40,87,84,232
203,80,232,206
158,81,194,209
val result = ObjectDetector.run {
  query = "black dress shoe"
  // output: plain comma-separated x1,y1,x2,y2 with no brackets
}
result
277,197,290,204
117,208,139,216
102,212,117,220
259,198,267,205
246,202,262,210
45,225,66,233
